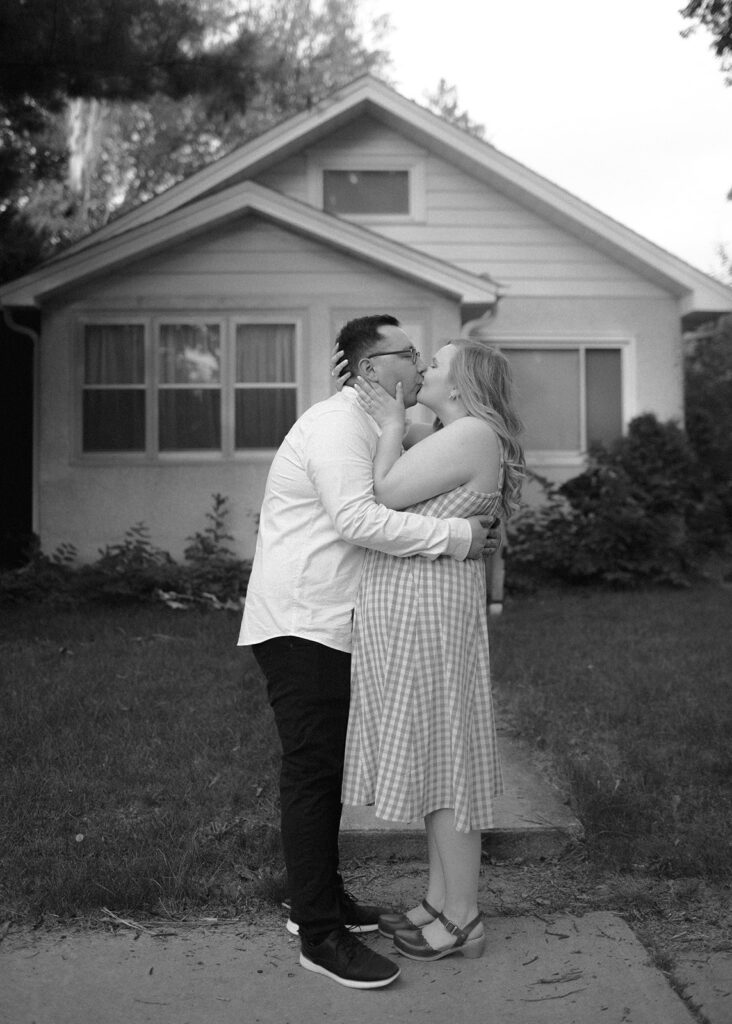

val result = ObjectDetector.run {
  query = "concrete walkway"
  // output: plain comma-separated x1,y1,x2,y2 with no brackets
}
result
1,735,729,1023
341,732,583,861
1,912,704,1024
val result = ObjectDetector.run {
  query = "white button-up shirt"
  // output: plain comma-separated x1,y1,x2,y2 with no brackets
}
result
238,388,473,653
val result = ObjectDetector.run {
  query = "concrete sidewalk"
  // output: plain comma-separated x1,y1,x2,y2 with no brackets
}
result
0,911,711,1024
2,734,728,1023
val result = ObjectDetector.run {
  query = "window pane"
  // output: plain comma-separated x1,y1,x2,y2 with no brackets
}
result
323,170,409,214
84,325,144,384
235,389,296,448
506,349,581,450
159,390,221,450
83,390,145,451
159,324,220,384
586,349,622,448
236,324,295,382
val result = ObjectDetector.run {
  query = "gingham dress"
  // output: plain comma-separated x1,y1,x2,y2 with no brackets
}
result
341,483,504,833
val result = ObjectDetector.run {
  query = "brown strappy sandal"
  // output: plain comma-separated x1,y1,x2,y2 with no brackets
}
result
393,911,485,961
377,898,440,938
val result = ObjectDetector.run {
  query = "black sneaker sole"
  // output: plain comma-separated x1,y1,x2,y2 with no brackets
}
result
299,953,400,989
287,918,378,935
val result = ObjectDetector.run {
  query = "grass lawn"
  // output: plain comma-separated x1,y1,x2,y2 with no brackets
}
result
490,581,732,878
1,581,731,923
0,605,279,920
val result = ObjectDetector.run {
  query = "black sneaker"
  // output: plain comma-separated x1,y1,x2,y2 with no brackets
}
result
282,892,391,935
299,927,400,989
339,888,391,933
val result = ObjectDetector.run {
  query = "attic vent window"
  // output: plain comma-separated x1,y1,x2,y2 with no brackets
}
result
323,170,409,215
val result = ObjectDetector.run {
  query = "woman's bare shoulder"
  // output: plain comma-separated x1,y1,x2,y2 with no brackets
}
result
445,416,499,443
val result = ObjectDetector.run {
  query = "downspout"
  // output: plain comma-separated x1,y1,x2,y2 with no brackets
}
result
2,305,40,537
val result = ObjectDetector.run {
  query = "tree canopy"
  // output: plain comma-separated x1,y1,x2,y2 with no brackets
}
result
0,0,391,284
681,0,732,81
0,0,261,108
0,1,493,287
425,80,487,140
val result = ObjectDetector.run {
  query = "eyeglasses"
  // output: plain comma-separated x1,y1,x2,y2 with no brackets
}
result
364,347,421,364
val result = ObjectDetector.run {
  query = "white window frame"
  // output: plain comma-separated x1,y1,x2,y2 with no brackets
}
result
308,155,426,223
488,334,636,467
74,314,302,463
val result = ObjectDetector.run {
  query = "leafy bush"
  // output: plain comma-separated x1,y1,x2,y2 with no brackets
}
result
183,492,236,562
0,539,79,605
158,493,251,610
506,414,720,588
75,522,179,603
0,495,251,609
684,315,732,530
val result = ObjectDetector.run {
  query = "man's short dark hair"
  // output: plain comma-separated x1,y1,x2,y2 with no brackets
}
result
336,315,400,377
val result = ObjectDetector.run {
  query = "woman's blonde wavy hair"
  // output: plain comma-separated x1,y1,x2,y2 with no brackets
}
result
447,339,525,518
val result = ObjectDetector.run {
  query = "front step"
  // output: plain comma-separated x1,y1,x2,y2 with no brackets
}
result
339,734,583,862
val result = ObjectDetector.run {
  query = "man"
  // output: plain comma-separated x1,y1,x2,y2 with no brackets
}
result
239,315,498,989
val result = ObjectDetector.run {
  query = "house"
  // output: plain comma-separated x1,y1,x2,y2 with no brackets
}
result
2,74,731,566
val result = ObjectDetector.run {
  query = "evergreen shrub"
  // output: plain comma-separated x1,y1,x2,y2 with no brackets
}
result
506,414,721,588
684,314,732,531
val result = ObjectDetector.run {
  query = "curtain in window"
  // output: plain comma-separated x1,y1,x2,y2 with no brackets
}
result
84,324,144,384
235,324,296,448
83,325,145,451
235,324,294,382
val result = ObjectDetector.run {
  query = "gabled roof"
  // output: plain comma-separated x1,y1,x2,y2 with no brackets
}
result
3,75,731,313
0,181,498,307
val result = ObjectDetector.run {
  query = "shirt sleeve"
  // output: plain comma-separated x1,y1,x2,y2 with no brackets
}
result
302,404,472,561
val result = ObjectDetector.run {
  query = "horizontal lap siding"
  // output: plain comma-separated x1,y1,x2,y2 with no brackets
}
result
254,155,309,202
307,116,426,156
80,217,404,303
420,158,662,295
254,117,667,299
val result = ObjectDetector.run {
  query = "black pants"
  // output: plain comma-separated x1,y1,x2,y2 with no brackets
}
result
252,636,351,941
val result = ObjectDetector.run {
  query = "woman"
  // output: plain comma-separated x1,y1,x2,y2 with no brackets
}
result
340,339,524,962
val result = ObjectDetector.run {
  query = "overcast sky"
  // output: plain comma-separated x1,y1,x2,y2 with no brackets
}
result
361,0,732,277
